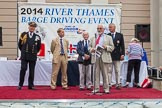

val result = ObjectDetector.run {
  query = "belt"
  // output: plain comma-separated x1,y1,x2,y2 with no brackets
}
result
60,54,65,55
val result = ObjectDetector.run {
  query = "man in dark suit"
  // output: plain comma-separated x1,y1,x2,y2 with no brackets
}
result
17,22,41,90
77,31,92,90
108,23,125,90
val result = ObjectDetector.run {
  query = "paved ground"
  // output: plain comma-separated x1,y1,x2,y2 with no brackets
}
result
0,99,162,108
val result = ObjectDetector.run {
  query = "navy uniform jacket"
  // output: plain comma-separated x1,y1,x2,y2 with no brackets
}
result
77,40,91,65
18,32,41,61
108,32,125,61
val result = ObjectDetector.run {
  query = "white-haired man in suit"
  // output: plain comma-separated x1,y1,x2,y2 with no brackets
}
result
89,24,114,94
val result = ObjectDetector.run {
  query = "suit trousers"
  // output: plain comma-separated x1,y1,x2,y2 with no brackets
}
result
51,55,68,88
111,61,121,85
19,60,36,88
78,64,92,88
94,57,111,91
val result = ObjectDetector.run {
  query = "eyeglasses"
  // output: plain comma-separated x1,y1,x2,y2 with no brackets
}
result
97,28,103,30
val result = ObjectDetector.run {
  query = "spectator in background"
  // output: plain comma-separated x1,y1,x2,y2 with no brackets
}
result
77,31,92,90
108,23,125,90
124,38,143,88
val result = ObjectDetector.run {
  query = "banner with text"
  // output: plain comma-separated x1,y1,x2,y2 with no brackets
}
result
18,3,121,60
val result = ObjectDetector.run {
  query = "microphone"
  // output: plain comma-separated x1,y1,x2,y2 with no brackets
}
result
95,33,97,39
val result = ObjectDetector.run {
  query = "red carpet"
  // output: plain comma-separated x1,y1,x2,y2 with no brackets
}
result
0,86,162,99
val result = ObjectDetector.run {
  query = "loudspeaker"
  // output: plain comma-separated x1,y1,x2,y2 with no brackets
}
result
0,27,2,46
135,24,150,42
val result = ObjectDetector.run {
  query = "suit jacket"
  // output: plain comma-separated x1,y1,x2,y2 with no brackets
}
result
108,32,125,61
77,40,91,65
50,37,69,63
89,34,114,64
18,32,41,61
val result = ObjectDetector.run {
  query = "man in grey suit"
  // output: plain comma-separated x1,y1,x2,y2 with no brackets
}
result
89,24,114,94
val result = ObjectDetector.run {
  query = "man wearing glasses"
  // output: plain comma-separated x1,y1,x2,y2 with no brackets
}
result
89,24,114,94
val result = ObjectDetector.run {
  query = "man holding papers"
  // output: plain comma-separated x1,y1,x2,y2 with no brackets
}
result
89,24,114,94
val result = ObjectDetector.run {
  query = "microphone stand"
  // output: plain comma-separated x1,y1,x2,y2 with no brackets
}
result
47,50,51,60
86,33,103,96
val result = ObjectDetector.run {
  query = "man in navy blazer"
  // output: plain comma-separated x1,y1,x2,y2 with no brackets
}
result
18,22,41,90
77,31,92,90
108,23,125,90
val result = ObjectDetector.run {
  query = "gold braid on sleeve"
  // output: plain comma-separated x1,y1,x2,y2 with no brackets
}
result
20,34,27,45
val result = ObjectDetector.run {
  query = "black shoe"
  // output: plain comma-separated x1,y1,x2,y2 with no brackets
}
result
87,87,92,90
123,84,129,88
116,86,121,90
17,86,22,90
136,85,141,88
133,83,141,88
28,87,36,90
79,88,84,91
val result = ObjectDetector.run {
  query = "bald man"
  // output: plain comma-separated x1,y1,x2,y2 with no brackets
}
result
108,23,125,90
89,24,114,94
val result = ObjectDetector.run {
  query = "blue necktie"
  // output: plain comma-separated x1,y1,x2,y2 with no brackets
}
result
112,33,115,39
84,40,88,52
60,38,64,54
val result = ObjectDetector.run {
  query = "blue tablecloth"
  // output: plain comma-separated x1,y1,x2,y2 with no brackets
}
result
57,61,79,86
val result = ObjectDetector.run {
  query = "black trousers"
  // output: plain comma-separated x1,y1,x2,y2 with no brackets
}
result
18,60,36,88
126,59,141,83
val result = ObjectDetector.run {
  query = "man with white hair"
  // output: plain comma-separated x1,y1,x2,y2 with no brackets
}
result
108,23,125,90
77,31,92,90
89,24,114,94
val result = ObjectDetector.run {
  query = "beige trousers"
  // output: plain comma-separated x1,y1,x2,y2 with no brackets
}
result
51,55,68,88
111,61,121,85
94,57,112,91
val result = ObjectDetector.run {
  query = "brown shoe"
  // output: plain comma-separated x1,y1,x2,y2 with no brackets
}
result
62,87,70,90
51,86,56,90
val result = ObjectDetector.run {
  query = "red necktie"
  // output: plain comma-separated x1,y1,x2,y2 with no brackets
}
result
96,35,101,45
